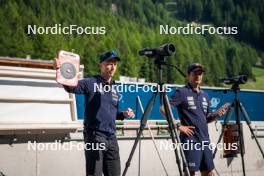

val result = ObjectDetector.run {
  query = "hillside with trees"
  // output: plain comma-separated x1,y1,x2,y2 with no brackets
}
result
0,0,263,86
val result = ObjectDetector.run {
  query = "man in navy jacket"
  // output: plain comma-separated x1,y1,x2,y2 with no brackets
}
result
160,63,229,176
57,50,134,176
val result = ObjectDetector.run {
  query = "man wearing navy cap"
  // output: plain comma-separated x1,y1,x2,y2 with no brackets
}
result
161,63,229,176
57,50,134,176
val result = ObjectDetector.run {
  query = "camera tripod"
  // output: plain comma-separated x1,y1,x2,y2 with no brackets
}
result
122,57,190,176
213,82,264,176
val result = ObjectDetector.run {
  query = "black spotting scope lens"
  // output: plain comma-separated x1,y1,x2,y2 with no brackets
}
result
221,75,248,85
138,43,175,58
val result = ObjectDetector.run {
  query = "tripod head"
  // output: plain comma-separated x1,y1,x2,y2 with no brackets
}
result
230,82,241,94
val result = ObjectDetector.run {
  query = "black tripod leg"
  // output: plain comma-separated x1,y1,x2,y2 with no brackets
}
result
213,103,234,158
135,97,141,176
122,91,158,176
163,95,190,176
163,96,184,176
235,100,246,176
239,102,264,158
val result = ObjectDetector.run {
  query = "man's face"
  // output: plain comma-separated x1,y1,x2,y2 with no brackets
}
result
99,58,118,78
187,71,203,85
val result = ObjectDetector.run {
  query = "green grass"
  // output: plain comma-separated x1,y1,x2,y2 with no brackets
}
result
240,67,264,90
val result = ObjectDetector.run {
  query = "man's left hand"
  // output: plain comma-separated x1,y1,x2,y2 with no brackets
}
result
123,108,135,118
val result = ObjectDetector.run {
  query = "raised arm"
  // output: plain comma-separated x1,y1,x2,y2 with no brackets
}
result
63,79,89,94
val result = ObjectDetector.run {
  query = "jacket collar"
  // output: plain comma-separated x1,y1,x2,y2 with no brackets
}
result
186,82,202,94
96,75,115,85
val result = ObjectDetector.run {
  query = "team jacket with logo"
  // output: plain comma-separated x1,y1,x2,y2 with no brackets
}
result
63,75,124,138
170,83,210,142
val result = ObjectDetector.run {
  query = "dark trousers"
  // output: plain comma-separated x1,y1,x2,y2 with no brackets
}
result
84,131,121,176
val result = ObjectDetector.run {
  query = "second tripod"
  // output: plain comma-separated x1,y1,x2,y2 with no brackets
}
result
213,82,264,176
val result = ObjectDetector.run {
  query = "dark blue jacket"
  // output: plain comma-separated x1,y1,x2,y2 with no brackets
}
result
170,83,210,142
63,75,124,138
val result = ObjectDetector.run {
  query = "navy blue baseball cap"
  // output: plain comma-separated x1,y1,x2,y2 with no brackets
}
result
187,63,205,74
99,50,121,63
